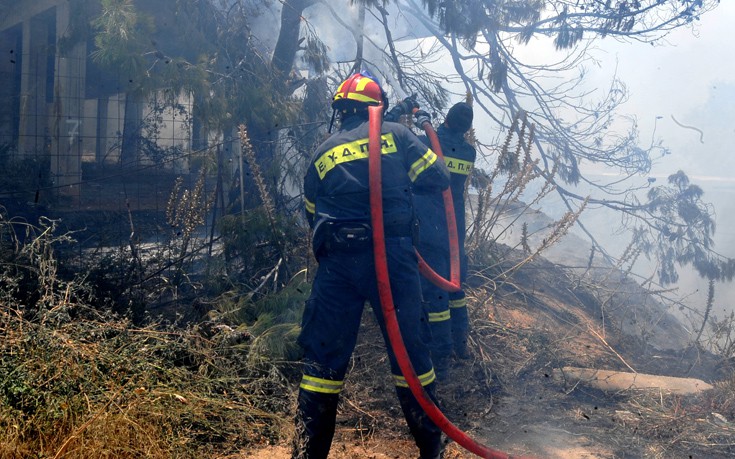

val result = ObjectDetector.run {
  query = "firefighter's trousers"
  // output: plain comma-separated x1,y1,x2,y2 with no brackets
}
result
449,290,469,358
294,237,442,459
418,244,452,379
449,244,469,359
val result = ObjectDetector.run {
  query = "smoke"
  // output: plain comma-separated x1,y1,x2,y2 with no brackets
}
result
244,1,282,51
268,1,430,94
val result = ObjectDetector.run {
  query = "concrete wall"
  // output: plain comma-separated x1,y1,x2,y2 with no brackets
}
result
0,1,85,200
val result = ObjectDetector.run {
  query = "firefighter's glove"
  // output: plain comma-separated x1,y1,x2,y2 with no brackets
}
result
385,97,419,122
413,109,432,128
397,96,419,115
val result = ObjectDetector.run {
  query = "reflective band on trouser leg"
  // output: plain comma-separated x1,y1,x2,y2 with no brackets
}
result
449,297,467,309
394,368,436,388
449,296,469,334
428,310,451,323
299,375,344,394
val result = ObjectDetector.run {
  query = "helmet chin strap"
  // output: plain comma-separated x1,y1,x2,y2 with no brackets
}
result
328,109,336,133
328,106,374,133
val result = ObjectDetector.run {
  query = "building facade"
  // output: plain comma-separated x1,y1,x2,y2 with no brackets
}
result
0,0,192,202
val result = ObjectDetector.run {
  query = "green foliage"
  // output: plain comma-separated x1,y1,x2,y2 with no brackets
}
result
88,0,307,206
81,249,145,316
708,310,735,364
212,276,310,363
301,36,331,75
636,171,735,285
421,0,543,44
218,209,305,289
89,0,286,128
420,0,715,49
0,302,291,458
138,97,193,165
0,215,77,316
553,21,584,51
91,0,154,93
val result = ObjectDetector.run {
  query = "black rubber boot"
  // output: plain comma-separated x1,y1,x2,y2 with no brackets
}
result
452,331,470,360
396,384,444,459
451,306,471,360
433,354,451,383
292,389,340,459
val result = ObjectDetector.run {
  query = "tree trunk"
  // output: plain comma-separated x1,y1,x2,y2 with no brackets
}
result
120,91,143,168
271,0,317,81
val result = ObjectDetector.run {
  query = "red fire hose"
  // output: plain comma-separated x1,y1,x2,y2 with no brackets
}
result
368,105,525,459
413,109,461,293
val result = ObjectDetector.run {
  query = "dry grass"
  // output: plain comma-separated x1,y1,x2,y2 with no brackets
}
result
3,148,735,459
464,244,735,458
1,191,301,458
619,375,735,457
0,301,293,459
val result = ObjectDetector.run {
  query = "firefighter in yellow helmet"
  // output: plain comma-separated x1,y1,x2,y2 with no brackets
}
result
295,71,450,458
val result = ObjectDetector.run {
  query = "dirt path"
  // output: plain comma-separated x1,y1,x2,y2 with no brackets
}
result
234,417,614,459
233,383,621,459
470,394,617,459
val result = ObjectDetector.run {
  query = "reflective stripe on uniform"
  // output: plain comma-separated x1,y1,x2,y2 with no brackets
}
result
428,310,451,322
314,133,398,180
444,156,474,175
449,297,467,309
393,368,436,388
408,149,438,182
304,197,315,215
300,375,344,394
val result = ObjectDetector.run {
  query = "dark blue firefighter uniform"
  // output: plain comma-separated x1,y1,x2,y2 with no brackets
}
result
415,122,477,367
298,115,450,459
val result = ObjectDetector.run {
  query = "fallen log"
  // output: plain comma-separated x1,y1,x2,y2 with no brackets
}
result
553,366,714,395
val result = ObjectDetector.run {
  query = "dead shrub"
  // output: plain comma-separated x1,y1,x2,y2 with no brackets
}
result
0,215,294,458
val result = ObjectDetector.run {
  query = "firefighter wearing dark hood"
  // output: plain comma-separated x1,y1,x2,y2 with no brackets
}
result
296,72,450,459
409,101,476,379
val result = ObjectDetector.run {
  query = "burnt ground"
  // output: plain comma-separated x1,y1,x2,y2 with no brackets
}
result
237,248,734,459
4,168,734,459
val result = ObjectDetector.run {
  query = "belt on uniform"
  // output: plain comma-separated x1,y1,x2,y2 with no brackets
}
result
321,221,413,253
